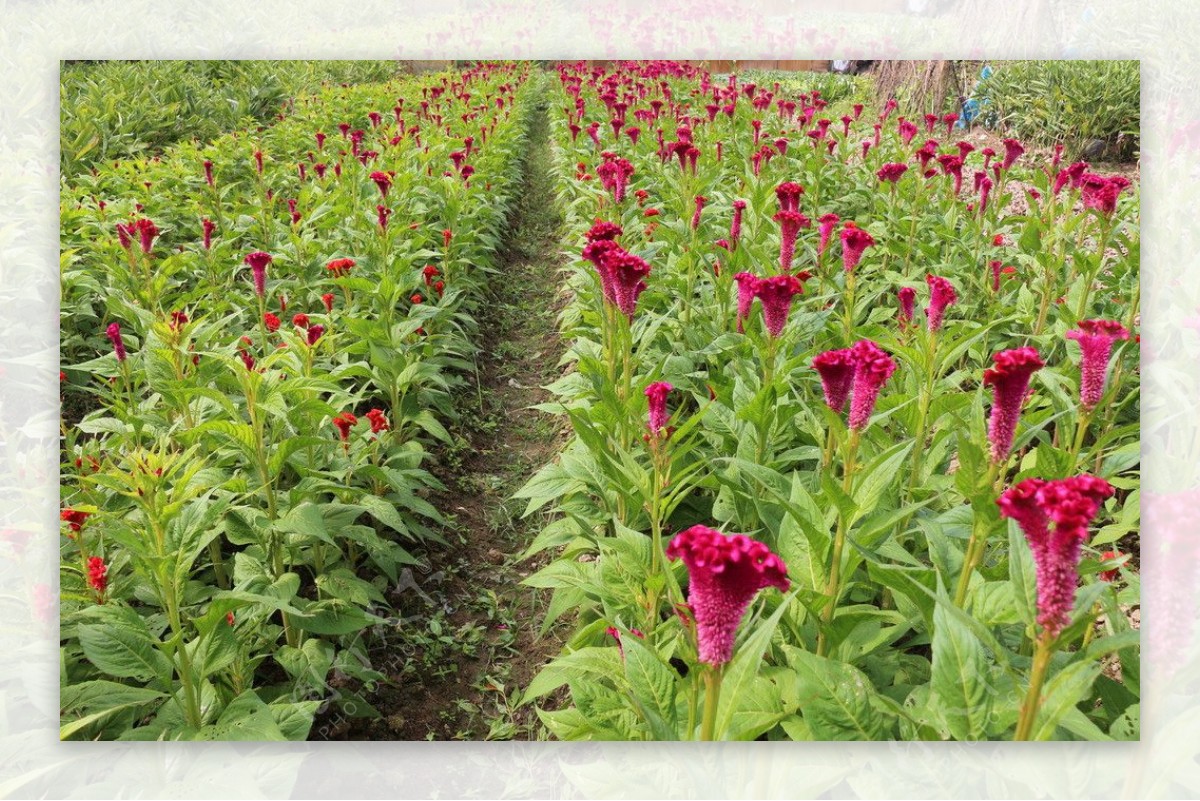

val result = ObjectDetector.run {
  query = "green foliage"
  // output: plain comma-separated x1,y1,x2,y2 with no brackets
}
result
981,60,1140,161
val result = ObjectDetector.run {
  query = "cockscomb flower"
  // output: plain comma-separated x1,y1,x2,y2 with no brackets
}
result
942,113,959,138
603,250,652,320
998,475,1115,636
840,223,875,272
773,210,811,272
812,348,855,412
326,257,355,277
333,412,357,441
847,340,897,430
817,213,839,257
321,293,335,313
292,313,310,330
691,195,707,230
244,251,272,297
898,119,918,146
924,274,957,332
307,325,325,346
377,205,392,231
1080,174,1124,216
365,408,390,434
115,223,132,251
1066,319,1130,410
898,286,916,326
733,272,760,333
730,199,747,249
754,274,805,338
775,181,805,213
645,381,673,436
263,312,281,332
61,508,91,533
666,525,790,666
369,171,392,198
86,556,109,597
105,322,127,362
201,218,216,250
1001,138,1025,170
877,162,908,184
203,160,214,186
135,218,159,255
983,347,1045,463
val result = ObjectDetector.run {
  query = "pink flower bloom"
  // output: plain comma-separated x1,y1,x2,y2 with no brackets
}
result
847,340,897,430
666,525,789,666
773,210,811,272
775,181,805,213
817,213,839,257
135,218,159,255
924,274,957,332
730,199,746,250
370,170,392,198
1001,138,1025,169
733,272,760,333
645,381,673,435
203,160,214,186
840,224,875,272
812,348,855,412
937,154,964,195
923,113,938,133
755,273,806,337
1065,320,1131,410
989,259,1004,291
942,113,959,138
983,347,1045,463
1080,174,1123,216
877,162,908,183
998,475,1115,636
602,249,651,319
202,218,216,250
691,195,707,230
898,119,918,145
898,286,916,326
244,251,272,298
377,205,392,231
306,324,325,346
105,322,126,362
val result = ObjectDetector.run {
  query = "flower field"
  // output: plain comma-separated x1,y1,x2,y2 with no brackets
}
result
60,59,1139,741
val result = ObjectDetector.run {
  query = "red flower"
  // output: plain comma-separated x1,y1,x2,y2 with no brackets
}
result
244,251,272,298
877,162,908,183
1066,320,1130,410
847,340,897,430
840,223,875,272
86,555,109,597
998,476,1114,636
333,412,357,441
326,258,356,277
322,293,335,313
1001,138,1025,169
773,210,811,272
733,272,760,333
755,273,806,338
370,170,392,198
924,274,957,332
306,325,325,345
775,181,805,213
812,348,855,412
898,286,916,327
411,294,423,305
644,381,673,436
202,218,216,250
292,313,310,329
817,213,839,257
105,322,127,362
983,347,1045,463
263,313,280,332
730,199,747,249
377,205,392,231
135,218,159,255
61,508,91,533
443,229,453,248
666,525,789,666
365,408,390,434
1099,550,1123,583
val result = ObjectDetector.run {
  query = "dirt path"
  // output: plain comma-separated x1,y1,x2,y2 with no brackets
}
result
314,85,568,741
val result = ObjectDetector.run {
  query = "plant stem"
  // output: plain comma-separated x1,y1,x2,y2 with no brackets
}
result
700,666,723,741
816,428,860,657
953,460,1000,607
1014,631,1054,741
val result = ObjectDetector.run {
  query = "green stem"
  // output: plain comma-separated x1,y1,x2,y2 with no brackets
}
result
816,429,860,657
700,666,723,741
1014,632,1054,741
953,460,1000,607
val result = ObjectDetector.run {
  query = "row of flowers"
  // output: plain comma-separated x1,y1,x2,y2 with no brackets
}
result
518,61,1138,741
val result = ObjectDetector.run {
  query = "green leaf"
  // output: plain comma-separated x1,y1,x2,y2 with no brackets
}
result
77,607,172,685
1032,661,1102,741
620,633,679,740
930,602,992,740
786,645,889,740
60,681,167,740
714,594,793,740
1008,521,1038,628
188,691,286,741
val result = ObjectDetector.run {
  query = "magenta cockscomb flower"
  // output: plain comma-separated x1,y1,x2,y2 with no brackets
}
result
202,218,216,250
898,119,918,146
244,251,272,298
691,195,708,230
989,259,1003,292
370,170,392,198
105,322,126,362
666,525,790,666
998,475,1115,636
840,223,875,272
733,272,760,333
135,218,159,255
645,381,673,436
877,162,908,184
847,340,897,430
603,249,651,319
730,199,747,249
203,160,214,187
755,273,806,337
983,347,1045,464
775,181,805,213
1001,138,1025,170
1080,174,1124,216
1053,161,1090,196
773,210,811,272
817,213,839,258
813,348,855,412
898,286,916,327
1066,320,1131,410
924,274,957,332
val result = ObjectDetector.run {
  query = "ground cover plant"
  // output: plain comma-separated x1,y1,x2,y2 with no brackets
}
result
518,59,1139,741
59,61,536,740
